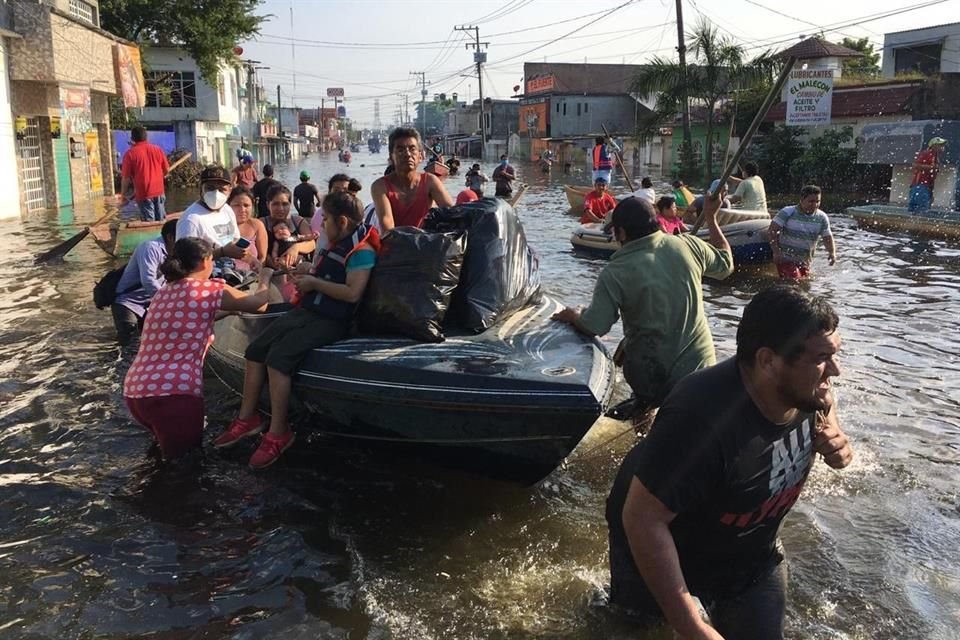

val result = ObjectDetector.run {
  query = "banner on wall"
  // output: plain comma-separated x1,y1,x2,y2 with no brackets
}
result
786,68,833,126
85,131,103,193
60,87,92,134
50,116,62,138
113,44,146,108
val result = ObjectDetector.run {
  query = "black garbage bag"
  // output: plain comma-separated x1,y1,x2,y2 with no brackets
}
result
424,198,541,333
357,227,466,342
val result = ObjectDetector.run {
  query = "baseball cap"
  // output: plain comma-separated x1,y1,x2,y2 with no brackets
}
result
199,165,230,186
300,170,311,180
928,136,947,147
594,176,608,184
708,179,722,195
603,196,660,236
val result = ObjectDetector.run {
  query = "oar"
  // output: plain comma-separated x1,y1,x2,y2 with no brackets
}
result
35,152,193,264
601,124,636,193
690,58,796,234
34,210,116,264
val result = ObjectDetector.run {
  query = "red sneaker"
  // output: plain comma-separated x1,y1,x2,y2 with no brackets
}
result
249,431,295,469
213,415,264,448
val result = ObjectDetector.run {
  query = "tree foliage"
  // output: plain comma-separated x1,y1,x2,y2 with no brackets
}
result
839,37,880,78
100,0,265,83
753,125,804,193
415,97,456,136
632,20,778,182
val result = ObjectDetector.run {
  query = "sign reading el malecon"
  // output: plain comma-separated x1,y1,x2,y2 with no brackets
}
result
786,68,833,126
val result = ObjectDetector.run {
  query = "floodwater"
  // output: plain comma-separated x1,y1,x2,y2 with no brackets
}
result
1,151,959,639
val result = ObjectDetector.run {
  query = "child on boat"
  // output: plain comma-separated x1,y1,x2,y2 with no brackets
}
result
214,191,381,468
123,238,273,461
655,195,688,235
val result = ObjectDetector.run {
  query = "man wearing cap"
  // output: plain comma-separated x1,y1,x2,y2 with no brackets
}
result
554,191,734,418
293,171,321,219
175,165,249,262
582,176,617,223
909,137,947,212
232,155,258,189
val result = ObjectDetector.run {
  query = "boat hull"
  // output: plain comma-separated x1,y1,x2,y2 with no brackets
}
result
206,296,615,484
425,161,450,178
570,218,773,265
847,204,960,241
89,211,182,257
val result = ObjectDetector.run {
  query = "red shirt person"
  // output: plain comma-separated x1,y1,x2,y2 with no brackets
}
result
582,177,617,224
908,137,946,212
120,125,170,221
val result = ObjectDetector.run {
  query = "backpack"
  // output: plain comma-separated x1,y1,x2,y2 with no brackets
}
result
93,264,140,310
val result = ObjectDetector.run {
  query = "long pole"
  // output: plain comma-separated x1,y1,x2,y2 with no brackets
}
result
690,57,796,233
675,0,692,155
456,25,489,159
277,84,282,136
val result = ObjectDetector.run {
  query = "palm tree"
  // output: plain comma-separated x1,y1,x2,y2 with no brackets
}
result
633,20,778,183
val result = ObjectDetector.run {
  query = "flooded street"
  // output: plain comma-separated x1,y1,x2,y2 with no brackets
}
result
1,151,959,639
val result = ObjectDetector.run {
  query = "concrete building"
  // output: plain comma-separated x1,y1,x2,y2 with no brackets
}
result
138,47,242,167
481,98,519,160
882,22,960,78
0,4,21,218
7,0,132,212
517,62,653,173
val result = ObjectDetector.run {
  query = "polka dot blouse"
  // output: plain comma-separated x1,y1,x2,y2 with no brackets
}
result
124,278,225,399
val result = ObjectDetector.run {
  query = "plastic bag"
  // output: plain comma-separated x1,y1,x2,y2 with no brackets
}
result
425,198,541,332
358,227,466,342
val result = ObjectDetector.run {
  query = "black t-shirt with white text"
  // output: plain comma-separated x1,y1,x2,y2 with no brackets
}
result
606,358,816,606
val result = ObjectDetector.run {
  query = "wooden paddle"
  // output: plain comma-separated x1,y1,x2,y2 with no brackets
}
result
601,124,636,193
35,152,193,264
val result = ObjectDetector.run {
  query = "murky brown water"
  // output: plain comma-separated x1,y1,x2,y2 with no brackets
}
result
1,152,958,639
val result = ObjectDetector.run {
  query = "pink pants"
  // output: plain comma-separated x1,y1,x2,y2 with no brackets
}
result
776,260,810,281
125,395,205,460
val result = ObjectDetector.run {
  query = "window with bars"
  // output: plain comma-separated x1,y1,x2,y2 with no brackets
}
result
145,71,198,108
68,0,97,26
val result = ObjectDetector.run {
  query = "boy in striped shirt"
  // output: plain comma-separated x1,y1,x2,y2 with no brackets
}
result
769,185,837,280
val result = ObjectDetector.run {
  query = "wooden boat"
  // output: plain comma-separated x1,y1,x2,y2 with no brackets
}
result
90,211,182,257
564,185,593,210
425,160,450,178
207,295,615,484
570,217,773,265
847,204,960,241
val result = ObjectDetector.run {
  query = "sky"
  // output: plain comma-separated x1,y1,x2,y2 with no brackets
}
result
238,0,958,127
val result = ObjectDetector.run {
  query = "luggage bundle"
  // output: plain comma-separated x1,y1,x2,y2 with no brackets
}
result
357,198,541,342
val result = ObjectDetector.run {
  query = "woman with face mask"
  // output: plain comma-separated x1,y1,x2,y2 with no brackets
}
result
174,165,251,262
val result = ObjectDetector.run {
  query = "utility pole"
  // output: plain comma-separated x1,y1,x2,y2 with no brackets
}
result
410,71,428,141
240,59,260,156
456,25,488,158
675,0,693,164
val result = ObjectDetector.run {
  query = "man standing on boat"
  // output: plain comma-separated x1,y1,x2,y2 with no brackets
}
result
120,125,170,222
553,191,733,417
606,285,853,640
592,136,614,184
370,127,453,233
908,137,947,212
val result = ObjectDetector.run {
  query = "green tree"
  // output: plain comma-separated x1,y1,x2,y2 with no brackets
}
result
633,19,777,183
753,124,804,193
839,37,880,78
414,96,455,137
100,0,265,84
790,127,858,191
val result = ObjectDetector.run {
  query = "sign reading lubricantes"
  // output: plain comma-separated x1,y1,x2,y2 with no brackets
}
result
786,68,833,126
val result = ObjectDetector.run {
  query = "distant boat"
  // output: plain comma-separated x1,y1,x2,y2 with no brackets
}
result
847,204,960,241
425,160,450,178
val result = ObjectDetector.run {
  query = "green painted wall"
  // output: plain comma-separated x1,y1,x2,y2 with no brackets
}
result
54,136,72,207
670,124,731,175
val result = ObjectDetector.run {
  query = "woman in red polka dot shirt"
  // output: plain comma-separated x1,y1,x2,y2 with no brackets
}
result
123,237,274,460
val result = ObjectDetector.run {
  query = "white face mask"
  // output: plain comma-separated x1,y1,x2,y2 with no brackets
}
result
203,189,227,210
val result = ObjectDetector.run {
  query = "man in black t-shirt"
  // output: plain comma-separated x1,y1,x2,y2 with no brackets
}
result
606,285,853,640
251,164,282,218
293,170,321,218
